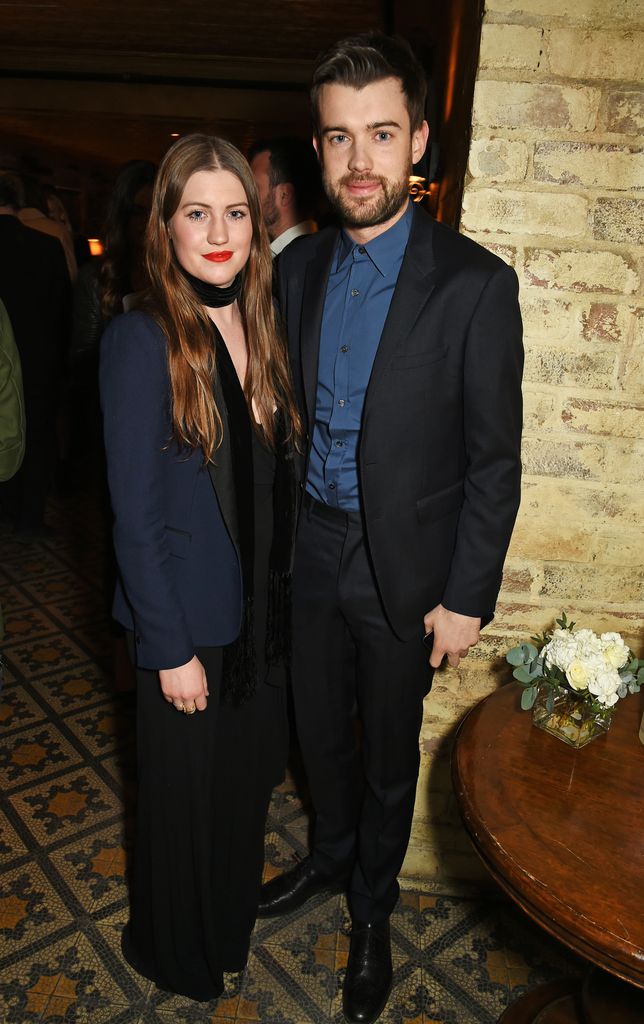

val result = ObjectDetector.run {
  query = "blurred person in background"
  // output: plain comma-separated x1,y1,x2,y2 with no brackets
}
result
71,159,157,368
18,175,77,282
42,184,92,268
0,297,25,668
67,161,157,689
249,136,320,257
0,172,70,539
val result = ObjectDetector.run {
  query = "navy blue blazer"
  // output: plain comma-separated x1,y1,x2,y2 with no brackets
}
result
100,311,242,670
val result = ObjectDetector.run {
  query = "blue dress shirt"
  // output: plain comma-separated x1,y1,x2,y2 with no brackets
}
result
306,202,413,511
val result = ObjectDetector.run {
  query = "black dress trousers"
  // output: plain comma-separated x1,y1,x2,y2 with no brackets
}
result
291,495,434,924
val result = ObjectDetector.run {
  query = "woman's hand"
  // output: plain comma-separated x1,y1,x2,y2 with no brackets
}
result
159,656,209,713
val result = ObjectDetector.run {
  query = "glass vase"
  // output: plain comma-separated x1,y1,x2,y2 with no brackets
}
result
532,685,613,748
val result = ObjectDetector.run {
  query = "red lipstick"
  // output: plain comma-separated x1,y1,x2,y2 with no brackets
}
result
203,251,233,262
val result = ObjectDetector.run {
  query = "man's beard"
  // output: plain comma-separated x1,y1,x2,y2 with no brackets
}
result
262,190,280,239
323,161,412,229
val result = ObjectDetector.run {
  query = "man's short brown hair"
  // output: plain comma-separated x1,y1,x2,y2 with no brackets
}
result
311,32,427,137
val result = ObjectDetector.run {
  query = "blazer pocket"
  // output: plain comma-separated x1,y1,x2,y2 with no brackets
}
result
165,525,191,559
390,347,448,370
416,480,464,524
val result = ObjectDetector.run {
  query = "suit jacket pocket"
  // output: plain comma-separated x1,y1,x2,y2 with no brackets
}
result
165,525,191,559
416,479,464,524
390,347,448,370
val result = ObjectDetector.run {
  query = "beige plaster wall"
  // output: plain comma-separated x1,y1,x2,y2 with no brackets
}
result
402,0,644,889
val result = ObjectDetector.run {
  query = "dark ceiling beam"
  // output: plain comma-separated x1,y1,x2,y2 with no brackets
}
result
0,49,314,86
0,79,310,120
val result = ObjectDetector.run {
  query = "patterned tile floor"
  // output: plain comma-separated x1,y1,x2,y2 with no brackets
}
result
0,484,583,1023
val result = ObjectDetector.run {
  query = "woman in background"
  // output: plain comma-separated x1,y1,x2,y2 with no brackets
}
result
69,161,158,679
100,134,299,1001
71,159,157,364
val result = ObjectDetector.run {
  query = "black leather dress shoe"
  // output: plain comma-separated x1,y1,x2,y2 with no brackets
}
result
342,919,392,1024
257,856,347,918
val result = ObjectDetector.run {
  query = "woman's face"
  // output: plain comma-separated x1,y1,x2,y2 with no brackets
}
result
168,168,253,287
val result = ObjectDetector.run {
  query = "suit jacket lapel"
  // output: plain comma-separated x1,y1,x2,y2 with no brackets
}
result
299,228,338,429
365,207,441,404
207,371,239,554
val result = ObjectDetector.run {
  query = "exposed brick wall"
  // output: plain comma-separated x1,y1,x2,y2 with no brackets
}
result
402,0,643,889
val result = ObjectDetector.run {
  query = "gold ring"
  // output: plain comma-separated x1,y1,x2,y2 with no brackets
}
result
184,704,197,715
174,702,185,712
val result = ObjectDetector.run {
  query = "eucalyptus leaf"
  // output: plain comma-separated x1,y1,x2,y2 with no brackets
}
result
521,686,538,710
513,666,535,684
507,646,528,666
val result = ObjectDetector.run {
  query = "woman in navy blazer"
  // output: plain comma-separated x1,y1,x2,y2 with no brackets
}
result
100,135,299,1001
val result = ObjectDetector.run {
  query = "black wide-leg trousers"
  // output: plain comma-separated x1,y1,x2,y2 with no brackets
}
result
291,495,434,924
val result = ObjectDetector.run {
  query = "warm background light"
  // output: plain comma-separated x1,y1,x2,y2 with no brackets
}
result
88,238,104,256
408,175,429,203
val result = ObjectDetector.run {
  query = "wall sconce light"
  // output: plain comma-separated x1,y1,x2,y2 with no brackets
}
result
88,238,104,256
409,175,430,202
409,177,440,205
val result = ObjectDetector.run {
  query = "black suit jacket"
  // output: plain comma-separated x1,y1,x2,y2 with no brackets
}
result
278,204,524,640
0,214,70,390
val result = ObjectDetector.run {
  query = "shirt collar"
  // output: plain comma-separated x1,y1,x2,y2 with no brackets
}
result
336,200,413,276
270,220,317,257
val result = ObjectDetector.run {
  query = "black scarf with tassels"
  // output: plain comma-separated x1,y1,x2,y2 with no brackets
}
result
213,329,297,705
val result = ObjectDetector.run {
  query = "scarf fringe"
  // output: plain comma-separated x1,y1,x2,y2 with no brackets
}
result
221,595,257,706
222,570,292,705
266,569,292,667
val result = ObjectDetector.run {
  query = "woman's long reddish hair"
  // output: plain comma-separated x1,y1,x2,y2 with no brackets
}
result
145,133,299,459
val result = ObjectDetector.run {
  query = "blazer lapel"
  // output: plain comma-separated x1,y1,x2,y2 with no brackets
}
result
299,228,338,429
206,371,240,554
365,207,441,404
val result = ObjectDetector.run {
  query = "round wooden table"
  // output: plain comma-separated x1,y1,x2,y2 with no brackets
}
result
452,684,644,1023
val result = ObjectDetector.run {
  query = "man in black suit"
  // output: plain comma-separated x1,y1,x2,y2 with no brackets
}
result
259,34,523,1024
0,172,70,537
248,136,320,258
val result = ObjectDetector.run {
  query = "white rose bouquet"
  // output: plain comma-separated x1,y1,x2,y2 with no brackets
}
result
507,613,643,714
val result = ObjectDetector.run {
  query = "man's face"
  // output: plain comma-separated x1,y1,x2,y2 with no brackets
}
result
314,77,428,236
250,149,279,238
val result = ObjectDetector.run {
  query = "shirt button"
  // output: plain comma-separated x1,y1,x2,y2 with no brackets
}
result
351,288,359,297
329,482,336,490
340,345,349,353
358,246,366,254
335,440,343,448
338,399,345,407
